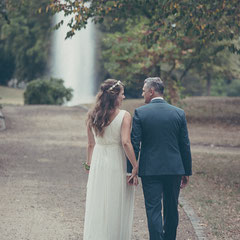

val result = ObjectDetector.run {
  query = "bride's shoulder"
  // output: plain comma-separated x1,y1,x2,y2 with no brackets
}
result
120,111,132,127
120,109,130,116
121,110,132,121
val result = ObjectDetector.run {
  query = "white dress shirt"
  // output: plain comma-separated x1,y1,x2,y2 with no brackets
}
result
151,96,164,101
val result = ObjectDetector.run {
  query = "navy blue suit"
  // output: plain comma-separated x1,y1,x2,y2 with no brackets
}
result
128,99,192,240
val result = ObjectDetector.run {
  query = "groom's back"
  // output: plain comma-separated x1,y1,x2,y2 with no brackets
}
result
134,100,188,176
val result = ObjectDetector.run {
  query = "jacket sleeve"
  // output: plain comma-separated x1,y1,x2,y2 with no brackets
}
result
127,109,142,173
179,112,192,176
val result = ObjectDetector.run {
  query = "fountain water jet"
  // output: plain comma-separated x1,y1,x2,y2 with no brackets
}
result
50,12,96,106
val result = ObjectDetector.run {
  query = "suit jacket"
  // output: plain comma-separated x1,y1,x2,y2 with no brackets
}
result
127,99,192,177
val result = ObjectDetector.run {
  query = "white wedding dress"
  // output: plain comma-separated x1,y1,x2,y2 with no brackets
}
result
83,110,135,240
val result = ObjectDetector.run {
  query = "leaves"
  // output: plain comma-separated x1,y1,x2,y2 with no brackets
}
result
46,0,240,100
47,0,240,50
24,77,73,105
0,0,52,82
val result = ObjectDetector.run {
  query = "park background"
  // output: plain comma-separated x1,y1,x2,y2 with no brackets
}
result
0,1,240,239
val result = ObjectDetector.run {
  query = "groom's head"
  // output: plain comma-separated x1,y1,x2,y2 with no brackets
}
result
142,77,164,103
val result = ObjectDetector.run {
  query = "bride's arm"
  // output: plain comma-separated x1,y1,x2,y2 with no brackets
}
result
121,112,138,176
86,122,95,168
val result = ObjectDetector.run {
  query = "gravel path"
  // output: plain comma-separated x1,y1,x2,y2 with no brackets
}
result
0,105,198,239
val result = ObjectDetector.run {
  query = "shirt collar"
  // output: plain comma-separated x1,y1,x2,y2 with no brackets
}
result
151,97,164,102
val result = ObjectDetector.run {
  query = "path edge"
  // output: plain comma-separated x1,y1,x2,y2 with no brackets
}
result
179,194,208,240
0,110,6,131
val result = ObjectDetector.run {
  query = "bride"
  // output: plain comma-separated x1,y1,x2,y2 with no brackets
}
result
83,79,138,240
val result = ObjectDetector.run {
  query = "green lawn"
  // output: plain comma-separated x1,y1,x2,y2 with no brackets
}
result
0,86,24,105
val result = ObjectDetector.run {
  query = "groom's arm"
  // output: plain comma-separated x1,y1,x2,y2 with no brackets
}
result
127,109,142,174
179,112,192,176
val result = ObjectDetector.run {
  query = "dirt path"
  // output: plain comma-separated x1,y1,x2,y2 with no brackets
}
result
0,106,197,240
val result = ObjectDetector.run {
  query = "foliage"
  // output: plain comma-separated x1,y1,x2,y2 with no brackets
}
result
48,0,240,51
101,19,149,97
48,0,240,102
0,46,15,85
101,17,240,99
0,0,9,23
0,0,52,84
226,79,240,97
24,77,73,105
184,47,240,96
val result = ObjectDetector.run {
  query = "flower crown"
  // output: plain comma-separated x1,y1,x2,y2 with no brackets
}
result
108,80,122,91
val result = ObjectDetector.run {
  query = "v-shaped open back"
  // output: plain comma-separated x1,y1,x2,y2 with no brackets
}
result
108,110,121,126
94,110,126,146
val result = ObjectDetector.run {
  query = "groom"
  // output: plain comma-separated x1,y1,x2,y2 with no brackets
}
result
127,77,192,240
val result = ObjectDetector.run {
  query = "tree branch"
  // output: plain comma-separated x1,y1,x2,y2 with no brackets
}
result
168,61,176,77
180,44,203,81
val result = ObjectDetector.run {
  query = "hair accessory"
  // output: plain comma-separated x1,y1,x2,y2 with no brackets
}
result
108,80,121,91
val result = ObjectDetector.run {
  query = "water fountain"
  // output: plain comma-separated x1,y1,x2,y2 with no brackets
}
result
50,12,96,106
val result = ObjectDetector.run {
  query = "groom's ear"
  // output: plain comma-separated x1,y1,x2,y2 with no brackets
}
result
149,88,154,96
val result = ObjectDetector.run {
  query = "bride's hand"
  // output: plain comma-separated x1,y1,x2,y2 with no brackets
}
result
127,166,138,185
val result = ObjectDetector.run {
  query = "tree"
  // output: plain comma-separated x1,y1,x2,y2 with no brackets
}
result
0,0,10,24
48,0,240,51
101,17,190,100
0,43,15,85
48,0,240,102
101,16,240,99
0,0,52,84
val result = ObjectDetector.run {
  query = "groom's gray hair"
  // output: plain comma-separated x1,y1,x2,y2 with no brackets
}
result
144,77,164,94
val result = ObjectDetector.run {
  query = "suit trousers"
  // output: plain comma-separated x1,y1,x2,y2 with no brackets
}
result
141,175,182,240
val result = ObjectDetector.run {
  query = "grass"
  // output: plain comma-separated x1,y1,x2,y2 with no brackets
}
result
188,123,240,147
184,150,240,240
182,96,240,125
0,86,24,105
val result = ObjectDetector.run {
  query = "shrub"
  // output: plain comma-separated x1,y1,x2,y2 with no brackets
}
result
226,79,240,97
24,77,73,105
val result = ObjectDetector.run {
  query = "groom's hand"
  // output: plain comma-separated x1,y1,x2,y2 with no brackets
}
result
180,176,189,189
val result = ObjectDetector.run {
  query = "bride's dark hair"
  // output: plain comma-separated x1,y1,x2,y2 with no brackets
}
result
87,79,124,137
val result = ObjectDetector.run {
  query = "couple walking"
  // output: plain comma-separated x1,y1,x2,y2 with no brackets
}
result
83,77,192,240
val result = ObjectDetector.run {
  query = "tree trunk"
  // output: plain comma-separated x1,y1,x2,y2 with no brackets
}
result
155,65,161,77
166,77,180,105
206,73,211,96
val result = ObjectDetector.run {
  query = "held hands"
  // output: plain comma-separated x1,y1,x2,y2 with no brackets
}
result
127,167,139,186
127,175,138,186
